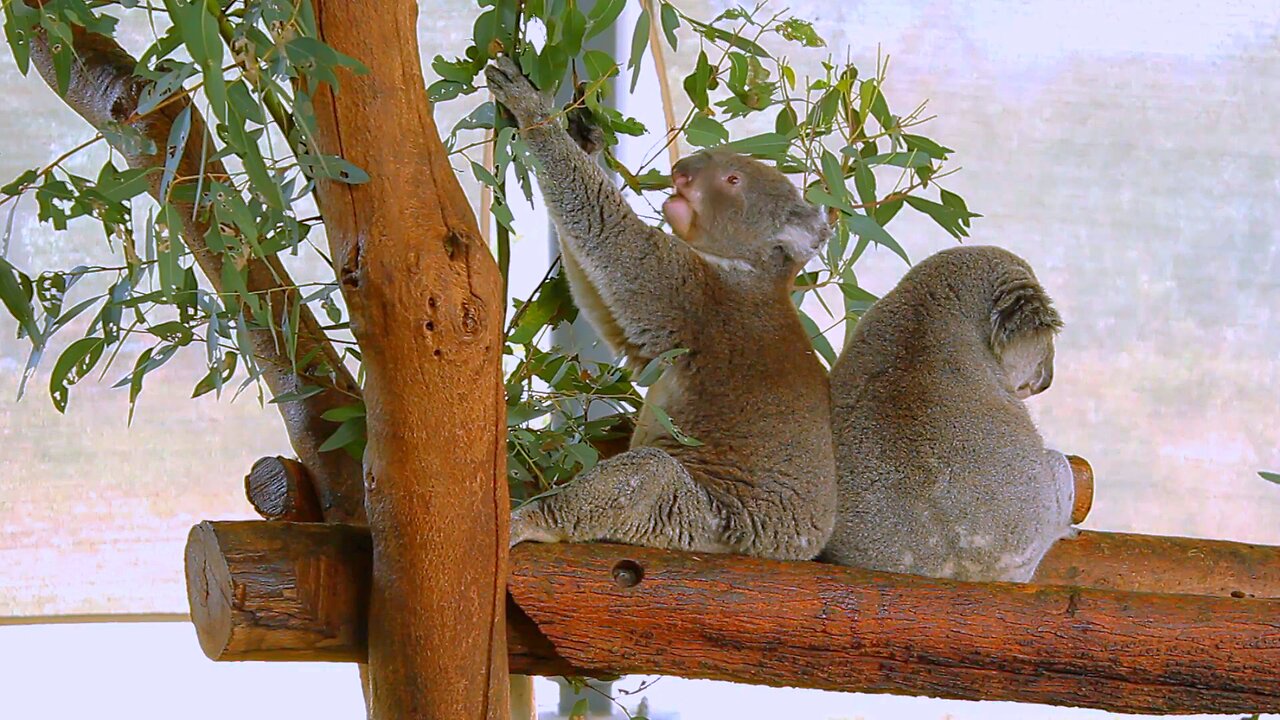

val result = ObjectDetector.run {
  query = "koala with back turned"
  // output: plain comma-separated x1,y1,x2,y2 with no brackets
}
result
485,57,836,560
822,245,1075,582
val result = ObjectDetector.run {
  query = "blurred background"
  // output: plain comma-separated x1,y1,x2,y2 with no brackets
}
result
1,0,1277,718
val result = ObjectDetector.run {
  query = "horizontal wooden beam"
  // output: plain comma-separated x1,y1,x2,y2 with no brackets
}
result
185,520,1280,714
1035,528,1280,597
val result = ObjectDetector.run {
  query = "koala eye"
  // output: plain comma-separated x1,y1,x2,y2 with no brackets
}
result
725,173,741,186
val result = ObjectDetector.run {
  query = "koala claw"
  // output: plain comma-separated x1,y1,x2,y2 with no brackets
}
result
484,56,548,124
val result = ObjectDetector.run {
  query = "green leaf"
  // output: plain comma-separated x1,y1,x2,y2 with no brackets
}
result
628,8,651,92
684,114,728,147
168,0,227,119
633,348,688,387
155,204,184,299
584,0,625,41
0,256,38,340
820,150,848,204
227,81,267,125
905,195,979,240
682,50,712,111
2,169,38,197
853,150,933,169
96,166,152,204
686,18,768,57
555,6,587,57
719,132,790,159
3,1,38,75
775,18,825,47
509,271,573,344
846,213,909,264
903,133,954,159
319,416,366,453
159,105,192,203
798,310,836,365
148,320,195,345
874,197,903,226
321,403,366,423
858,79,892,130
581,49,615,82
648,404,702,447
192,351,238,398
659,3,680,49
49,336,105,413
298,154,370,184
1260,471,1280,484
269,385,326,404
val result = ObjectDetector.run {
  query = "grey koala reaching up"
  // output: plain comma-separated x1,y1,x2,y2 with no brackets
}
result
485,56,836,560
822,246,1076,582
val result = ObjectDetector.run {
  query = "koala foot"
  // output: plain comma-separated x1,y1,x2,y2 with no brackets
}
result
509,502,567,548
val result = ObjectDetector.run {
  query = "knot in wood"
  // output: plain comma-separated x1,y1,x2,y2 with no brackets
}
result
611,559,644,589
460,299,482,338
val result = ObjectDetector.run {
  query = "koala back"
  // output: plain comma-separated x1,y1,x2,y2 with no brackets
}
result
824,246,1074,582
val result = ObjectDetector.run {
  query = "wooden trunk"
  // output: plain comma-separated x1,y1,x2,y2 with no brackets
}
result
307,1,510,717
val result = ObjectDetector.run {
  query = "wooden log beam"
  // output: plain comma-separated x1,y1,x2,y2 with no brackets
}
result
245,457,324,523
1035,529,1280,597
186,520,1280,715
307,1,509,717
23,10,365,523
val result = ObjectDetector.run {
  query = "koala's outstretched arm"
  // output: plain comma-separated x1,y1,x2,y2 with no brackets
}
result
486,58,700,349
510,447,729,552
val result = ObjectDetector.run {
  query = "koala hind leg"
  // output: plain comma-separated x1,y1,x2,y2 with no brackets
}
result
510,447,730,552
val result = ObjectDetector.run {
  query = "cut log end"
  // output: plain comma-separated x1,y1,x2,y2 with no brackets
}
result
184,521,371,662
184,523,234,661
1068,454,1093,524
245,456,323,522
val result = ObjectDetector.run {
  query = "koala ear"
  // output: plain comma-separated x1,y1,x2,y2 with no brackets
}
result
989,267,1063,355
772,205,830,265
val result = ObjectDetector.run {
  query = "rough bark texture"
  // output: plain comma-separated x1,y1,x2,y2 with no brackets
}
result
307,1,509,717
246,457,324,522
1036,529,1280,598
25,17,365,523
185,521,1280,715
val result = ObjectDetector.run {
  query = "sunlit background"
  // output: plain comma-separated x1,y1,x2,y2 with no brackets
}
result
2,0,1278,718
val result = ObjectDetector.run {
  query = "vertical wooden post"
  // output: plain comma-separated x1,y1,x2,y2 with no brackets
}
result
310,1,509,717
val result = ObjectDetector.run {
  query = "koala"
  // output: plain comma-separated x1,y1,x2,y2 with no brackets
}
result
822,245,1076,582
485,57,836,560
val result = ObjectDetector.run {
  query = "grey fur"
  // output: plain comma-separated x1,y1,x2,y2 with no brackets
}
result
823,245,1075,581
487,57,835,560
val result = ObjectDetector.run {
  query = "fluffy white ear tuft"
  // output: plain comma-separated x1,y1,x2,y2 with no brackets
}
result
773,206,830,265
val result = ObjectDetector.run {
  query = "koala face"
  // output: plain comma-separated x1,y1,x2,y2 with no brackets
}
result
664,151,829,272
1000,329,1056,399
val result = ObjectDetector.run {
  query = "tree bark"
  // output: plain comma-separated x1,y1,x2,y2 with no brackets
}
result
1035,528,1280,597
186,521,1280,716
25,16,365,523
306,1,510,718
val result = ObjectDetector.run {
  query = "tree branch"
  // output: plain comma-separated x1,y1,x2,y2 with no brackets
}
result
25,15,365,522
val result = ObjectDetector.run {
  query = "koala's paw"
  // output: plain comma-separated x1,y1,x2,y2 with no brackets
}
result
484,56,550,126
566,106,605,155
